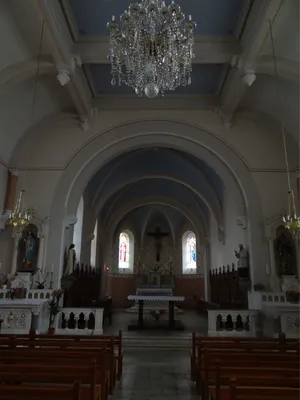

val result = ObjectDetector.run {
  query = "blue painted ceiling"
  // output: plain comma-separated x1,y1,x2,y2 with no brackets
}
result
69,0,245,36
86,63,225,95
86,148,224,229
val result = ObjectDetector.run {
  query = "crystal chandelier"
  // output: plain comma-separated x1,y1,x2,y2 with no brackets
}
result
6,190,32,238
107,0,196,98
269,21,300,236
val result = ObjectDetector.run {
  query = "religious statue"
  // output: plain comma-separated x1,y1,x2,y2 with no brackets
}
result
234,244,249,269
274,230,297,276
17,225,39,272
64,244,76,276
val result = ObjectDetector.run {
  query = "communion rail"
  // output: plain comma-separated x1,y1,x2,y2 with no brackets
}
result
54,307,104,335
208,309,257,337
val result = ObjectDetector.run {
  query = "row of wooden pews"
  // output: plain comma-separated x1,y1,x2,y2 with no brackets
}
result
0,330,123,400
190,333,300,400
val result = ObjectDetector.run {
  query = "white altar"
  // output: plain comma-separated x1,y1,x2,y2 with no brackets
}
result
0,299,47,334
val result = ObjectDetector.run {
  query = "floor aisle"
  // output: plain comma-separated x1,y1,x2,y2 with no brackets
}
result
112,349,198,400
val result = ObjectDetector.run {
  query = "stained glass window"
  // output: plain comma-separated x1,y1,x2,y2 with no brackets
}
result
118,232,130,269
182,231,197,273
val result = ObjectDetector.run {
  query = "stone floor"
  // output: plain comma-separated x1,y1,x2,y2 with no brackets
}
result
112,349,199,400
104,309,208,335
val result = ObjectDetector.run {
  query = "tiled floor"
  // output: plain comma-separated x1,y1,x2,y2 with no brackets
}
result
112,349,199,400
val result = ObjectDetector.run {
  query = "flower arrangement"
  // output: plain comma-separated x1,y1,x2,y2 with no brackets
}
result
7,287,22,300
47,289,64,330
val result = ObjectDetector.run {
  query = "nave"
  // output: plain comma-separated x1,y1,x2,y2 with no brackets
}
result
112,349,197,400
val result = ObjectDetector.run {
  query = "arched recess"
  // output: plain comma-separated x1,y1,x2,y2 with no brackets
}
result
141,206,176,248
45,119,266,286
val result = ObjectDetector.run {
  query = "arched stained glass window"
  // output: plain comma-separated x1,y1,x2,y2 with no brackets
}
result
118,230,134,271
182,231,197,273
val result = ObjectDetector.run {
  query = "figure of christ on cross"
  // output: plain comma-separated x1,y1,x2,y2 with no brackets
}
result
147,227,169,262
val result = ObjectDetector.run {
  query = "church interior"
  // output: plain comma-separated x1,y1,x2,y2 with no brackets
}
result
0,0,299,399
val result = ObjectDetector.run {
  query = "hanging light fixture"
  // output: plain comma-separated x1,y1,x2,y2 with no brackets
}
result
6,21,45,239
269,20,300,236
107,0,196,98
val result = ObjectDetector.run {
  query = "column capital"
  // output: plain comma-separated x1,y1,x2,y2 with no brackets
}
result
9,168,19,176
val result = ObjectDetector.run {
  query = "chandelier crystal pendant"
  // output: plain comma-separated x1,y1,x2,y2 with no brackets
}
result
6,190,32,238
107,0,196,98
282,191,300,236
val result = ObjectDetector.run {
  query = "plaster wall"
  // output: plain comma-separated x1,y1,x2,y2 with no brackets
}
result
2,112,295,289
0,163,7,214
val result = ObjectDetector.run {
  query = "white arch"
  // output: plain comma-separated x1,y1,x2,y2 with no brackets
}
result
45,119,266,286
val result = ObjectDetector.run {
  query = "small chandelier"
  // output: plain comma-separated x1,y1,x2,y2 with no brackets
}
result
6,190,32,238
107,0,196,98
282,190,300,236
5,21,45,239
269,20,300,236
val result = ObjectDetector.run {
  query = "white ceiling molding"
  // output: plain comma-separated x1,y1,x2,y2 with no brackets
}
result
32,0,93,126
219,0,285,123
73,35,242,65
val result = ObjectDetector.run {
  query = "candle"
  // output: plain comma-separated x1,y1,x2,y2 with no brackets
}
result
170,256,172,262
112,15,115,21
51,263,54,273
189,15,192,21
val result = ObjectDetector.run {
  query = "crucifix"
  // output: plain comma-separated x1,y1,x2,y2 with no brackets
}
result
147,227,169,262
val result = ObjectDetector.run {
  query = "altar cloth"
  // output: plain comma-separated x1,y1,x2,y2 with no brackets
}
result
128,295,184,302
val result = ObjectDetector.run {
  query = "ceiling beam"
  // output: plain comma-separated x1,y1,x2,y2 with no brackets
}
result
218,0,285,124
33,0,93,127
73,36,242,65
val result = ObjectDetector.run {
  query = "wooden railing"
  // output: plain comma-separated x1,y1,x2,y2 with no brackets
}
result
209,264,250,309
73,263,101,280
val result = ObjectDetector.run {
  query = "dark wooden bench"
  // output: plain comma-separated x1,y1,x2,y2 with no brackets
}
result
210,378,300,400
0,381,82,400
0,330,123,380
0,349,109,400
190,334,299,379
205,365,300,400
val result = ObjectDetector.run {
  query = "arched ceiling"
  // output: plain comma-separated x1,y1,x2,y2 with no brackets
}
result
85,147,223,233
0,0,298,166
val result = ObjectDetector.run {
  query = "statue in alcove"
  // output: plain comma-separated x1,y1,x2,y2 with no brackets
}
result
17,224,40,273
274,227,297,276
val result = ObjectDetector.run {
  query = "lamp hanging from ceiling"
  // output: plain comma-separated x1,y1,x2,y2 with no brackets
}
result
269,20,300,236
107,0,196,98
6,21,45,239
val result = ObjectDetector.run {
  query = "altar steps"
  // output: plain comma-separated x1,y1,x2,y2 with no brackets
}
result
122,332,193,349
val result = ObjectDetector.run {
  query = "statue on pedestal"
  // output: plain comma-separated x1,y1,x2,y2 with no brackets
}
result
64,244,76,276
235,244,249,269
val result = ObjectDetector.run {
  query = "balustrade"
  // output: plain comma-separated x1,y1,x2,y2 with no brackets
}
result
208,309,256,337
55,307,103,335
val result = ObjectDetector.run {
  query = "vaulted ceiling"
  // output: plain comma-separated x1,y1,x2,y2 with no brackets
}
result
85,148,224,235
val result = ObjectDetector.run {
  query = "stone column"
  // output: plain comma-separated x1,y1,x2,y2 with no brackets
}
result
266,235,280,292
4,168,19,212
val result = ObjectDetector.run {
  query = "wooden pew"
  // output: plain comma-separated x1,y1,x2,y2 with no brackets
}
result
198,350,299,397
0,330,123,380
209,378,300,400
0,364,102,400
0,350,109,400
206,365,300,400
0,381,82,400
190,333,299,379
0,336,116,389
